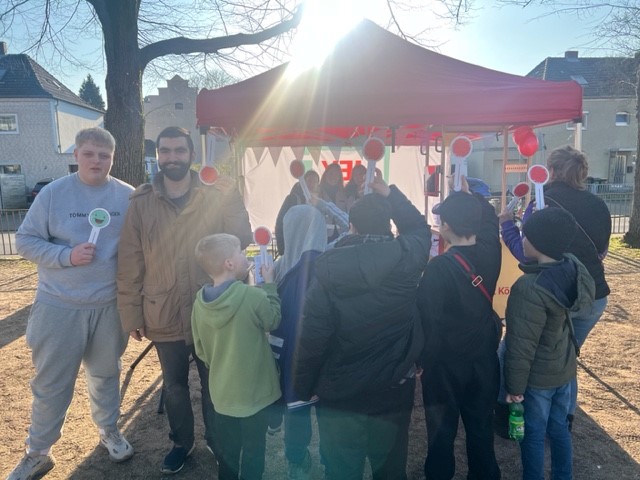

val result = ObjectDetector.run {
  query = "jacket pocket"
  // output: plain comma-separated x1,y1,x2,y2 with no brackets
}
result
142,287,180,336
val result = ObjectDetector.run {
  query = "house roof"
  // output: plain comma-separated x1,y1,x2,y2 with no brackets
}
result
527,52,636,98
0,53,103,112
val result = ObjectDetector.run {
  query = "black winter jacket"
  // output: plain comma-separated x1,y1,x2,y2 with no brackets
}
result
418,193,502,366
293,186,430,409
544,182,611,299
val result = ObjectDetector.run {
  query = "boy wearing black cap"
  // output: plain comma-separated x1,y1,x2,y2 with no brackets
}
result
417,177,502,480
504,207,594,480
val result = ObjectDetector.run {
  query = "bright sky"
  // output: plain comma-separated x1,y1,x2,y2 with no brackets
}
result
5,2,612,98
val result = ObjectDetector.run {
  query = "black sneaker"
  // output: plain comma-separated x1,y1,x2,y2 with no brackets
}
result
160,444,195,474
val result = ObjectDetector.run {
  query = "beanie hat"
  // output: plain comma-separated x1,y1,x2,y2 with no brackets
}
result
522,208,577,260
433,191,482,237
349,193,392,236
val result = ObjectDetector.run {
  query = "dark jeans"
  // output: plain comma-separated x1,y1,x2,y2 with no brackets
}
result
214,406,270,480
154,341,216,451
317,379,415,480
284,404,313,464
422,355,501,480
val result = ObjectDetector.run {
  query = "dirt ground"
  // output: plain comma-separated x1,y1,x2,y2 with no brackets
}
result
0,253,639,480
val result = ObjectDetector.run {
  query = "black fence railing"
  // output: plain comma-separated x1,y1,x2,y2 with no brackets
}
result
0,186,635,255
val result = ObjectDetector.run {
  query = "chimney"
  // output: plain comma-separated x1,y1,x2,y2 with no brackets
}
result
0,42,7,55
564,51,579,60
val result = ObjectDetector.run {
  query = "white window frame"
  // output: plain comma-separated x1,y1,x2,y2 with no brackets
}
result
616,112,630,126
567,111,589,130
0,114,19,134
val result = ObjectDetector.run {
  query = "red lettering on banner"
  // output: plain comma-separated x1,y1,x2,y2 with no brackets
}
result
497,286,510,295
321,160,363,182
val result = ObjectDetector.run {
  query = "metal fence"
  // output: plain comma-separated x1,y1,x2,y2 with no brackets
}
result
0,186,634,255
0,209,27,256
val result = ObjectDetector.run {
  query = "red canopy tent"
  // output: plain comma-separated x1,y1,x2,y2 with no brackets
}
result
196,19,582,147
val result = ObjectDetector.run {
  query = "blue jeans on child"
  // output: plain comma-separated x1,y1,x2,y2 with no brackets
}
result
569,296,607,415
521,383,572,480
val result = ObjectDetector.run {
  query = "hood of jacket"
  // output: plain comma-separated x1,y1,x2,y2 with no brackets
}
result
315,235,401,297
194,281,248,329
519,253,594,312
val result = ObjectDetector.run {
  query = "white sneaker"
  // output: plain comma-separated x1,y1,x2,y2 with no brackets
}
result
6,452,56,480
99,429,134,463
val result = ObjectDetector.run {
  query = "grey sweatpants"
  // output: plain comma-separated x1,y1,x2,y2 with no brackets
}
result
25,301,128,452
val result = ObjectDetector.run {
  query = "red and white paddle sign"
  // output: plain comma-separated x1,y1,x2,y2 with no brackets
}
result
362,137,385,195
290,160,311,202
528,164,550,211
253,226,273,284
506,181,531,211
450,136,473,191
199,165,219,185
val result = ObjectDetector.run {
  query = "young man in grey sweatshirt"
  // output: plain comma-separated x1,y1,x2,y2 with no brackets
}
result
8,127,135,480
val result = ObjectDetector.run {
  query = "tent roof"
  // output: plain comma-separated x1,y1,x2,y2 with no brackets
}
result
196,20,582,147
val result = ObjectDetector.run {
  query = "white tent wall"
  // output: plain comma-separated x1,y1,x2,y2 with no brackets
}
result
240,146,441,233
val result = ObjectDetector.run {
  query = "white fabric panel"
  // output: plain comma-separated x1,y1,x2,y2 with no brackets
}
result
241,146,440,231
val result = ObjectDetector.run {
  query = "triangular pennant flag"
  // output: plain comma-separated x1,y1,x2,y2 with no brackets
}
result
251,146,267,164
268,146,283,166
290,146,305,160
307,146,322,165
328,144,342,162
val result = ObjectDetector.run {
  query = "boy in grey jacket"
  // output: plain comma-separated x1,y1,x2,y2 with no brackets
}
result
505,208,595,480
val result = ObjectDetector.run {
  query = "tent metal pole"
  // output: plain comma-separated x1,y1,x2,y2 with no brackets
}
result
502,127,508,210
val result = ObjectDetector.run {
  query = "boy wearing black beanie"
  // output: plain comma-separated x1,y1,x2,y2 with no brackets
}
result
504,207,595,480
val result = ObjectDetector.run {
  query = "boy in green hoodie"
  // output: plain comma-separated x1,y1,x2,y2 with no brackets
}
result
504,208,595,480
192,233,282,480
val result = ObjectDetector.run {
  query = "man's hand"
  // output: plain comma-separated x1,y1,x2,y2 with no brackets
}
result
213,175,235,195
498,208,513,224
261,263,275,284
506,393,524,403
70,243,96,266
130,327,146,341
447,174,470,194
368,171,390,197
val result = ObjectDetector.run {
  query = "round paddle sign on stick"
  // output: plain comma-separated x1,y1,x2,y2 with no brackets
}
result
199,165,219,185
449,136,473,191
528,164,550,211
88,208,111,245
506,181,531,211
362,137,385,195
290,160,311,202
253,226,273,284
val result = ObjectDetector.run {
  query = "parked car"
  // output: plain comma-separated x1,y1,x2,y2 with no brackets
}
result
27,178,53,206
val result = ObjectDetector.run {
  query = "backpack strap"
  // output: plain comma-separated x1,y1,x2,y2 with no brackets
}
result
449,251,493,305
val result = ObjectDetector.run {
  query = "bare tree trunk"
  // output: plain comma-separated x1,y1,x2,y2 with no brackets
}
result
98,0,146,186
624,61,640,246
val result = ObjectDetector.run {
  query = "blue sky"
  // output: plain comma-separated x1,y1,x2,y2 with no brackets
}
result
3,2,612,98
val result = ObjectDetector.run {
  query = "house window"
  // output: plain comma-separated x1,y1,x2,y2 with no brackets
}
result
0,164,21,174
616,112,630,126
175,103,184,110
566,111,589,130
0,114,18,133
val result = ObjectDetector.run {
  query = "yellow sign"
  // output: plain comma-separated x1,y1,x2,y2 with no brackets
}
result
493,240,523,318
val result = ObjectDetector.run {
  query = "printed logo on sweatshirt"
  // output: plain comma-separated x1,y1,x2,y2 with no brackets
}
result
69,211,122,219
